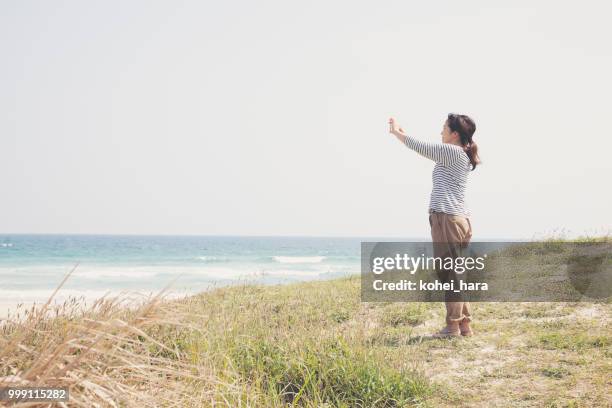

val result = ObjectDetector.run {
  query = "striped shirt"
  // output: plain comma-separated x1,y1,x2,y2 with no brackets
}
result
404,135,471,217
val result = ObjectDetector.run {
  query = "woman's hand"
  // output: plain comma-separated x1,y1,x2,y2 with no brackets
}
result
388,117,406,140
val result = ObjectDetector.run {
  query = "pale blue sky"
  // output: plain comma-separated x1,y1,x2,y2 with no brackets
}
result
1,1,611,239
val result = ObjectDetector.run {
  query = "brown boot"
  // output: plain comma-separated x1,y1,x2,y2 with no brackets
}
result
432,321,461,338
459,317,473,337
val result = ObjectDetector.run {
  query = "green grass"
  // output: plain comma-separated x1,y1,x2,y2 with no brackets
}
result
536,332,610,351
381,304,427,327
541,366,569,379
229,337,430,406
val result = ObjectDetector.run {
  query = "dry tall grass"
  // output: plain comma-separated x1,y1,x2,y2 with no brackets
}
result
0,265,225,407
1,268,431,407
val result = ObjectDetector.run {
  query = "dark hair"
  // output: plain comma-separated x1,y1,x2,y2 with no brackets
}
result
447,113,481,170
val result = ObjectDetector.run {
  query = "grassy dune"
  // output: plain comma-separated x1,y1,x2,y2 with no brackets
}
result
1,246,611,407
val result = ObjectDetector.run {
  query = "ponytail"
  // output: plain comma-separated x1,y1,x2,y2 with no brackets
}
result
463,140,481,171
447,113,481,171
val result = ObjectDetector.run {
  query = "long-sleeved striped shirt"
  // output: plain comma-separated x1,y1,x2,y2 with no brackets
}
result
404,134,471,217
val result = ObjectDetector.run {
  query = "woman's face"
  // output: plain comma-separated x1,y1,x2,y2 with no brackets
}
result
441,120,458,144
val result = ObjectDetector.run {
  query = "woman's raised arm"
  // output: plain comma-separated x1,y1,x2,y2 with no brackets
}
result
388,117,463,166
403,134,464,166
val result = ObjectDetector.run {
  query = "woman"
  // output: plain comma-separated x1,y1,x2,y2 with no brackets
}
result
388,113,481,337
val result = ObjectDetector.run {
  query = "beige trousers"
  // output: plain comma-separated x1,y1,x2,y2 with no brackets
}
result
429,211,473,323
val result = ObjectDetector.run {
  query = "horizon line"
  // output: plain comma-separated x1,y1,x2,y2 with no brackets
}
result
0,232,534,240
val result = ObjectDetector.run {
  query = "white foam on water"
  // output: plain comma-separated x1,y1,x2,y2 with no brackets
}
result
72,267,159,279
197,256,230,262
273,256,326,264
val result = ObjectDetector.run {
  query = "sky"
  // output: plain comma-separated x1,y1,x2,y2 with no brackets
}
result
1,0,611,239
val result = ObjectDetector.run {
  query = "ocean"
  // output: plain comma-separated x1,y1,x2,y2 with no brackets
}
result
0,234,378,314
